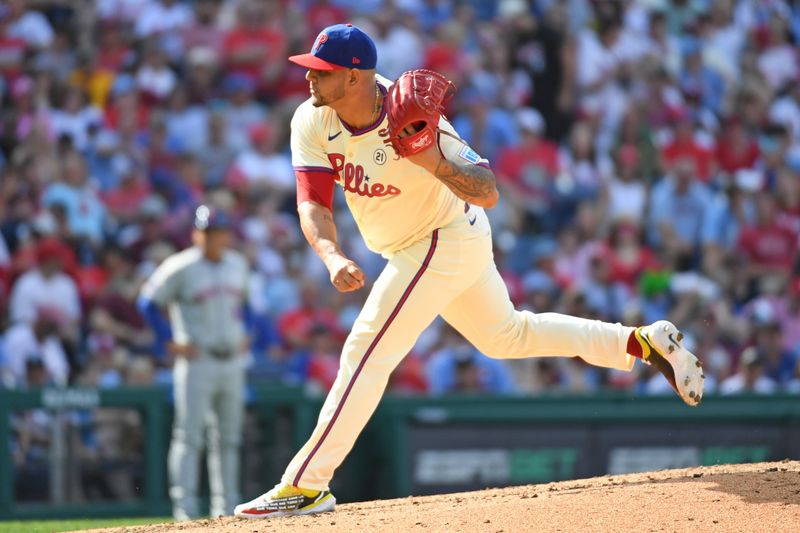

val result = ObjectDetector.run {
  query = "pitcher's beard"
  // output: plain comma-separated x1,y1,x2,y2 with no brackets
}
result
311,86,345,108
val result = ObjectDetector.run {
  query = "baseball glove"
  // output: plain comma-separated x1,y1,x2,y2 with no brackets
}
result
384,69,456,158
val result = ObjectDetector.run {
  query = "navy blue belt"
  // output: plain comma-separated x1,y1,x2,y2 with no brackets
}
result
206,347,234,360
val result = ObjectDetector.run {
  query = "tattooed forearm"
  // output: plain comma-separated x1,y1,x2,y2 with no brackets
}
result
298,201,344,267
433,158,499,208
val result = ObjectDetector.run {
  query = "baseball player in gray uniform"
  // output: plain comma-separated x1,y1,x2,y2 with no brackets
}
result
138,205,250,520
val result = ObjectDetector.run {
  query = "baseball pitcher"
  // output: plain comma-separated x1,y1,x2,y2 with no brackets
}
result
138,205,250,520
235,24,704,519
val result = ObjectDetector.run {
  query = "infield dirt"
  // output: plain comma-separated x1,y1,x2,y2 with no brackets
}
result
88,460,800,533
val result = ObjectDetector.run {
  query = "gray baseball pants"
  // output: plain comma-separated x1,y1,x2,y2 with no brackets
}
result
168,354,245,519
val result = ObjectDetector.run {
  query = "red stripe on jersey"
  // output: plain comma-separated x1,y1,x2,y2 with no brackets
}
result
295,168,335,210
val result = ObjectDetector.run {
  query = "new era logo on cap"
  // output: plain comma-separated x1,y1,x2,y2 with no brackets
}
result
288,23,377,71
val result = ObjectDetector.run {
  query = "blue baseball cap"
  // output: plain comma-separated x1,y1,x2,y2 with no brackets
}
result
194,205,232,231
289,23,376,71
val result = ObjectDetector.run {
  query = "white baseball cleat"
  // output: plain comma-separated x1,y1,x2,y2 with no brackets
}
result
636,320,705,406
234,483,336,519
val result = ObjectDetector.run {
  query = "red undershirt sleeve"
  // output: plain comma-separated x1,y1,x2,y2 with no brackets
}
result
295,166,336,210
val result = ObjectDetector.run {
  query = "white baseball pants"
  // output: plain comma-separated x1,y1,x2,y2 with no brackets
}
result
281,208,635,490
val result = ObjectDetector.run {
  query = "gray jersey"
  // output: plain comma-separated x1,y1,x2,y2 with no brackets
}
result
141,247,249,353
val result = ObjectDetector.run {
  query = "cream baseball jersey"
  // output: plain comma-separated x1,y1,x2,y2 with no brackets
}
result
291,74,490,255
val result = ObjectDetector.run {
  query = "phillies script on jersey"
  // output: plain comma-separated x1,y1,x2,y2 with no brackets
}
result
327,153,401,198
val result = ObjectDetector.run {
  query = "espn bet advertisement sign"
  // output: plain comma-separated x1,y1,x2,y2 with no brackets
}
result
407,423,796,494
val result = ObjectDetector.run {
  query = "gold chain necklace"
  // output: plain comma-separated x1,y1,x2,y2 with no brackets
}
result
372,84,381,123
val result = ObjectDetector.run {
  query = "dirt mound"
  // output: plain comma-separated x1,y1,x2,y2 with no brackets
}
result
93,461,800,533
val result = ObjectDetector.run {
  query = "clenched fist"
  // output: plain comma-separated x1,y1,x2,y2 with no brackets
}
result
327,254,365,292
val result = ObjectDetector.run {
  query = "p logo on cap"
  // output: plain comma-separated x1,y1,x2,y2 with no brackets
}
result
288,23,377,71
313,33,328,52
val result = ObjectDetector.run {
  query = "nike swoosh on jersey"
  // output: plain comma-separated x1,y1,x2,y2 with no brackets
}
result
328,131,342,141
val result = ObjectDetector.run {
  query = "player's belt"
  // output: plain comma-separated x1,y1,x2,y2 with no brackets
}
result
205,347,235,360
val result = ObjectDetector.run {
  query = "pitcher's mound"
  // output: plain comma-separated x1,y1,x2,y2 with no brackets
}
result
95,461,800,533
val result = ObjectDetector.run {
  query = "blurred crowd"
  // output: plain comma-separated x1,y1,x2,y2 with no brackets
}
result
0,0,798,403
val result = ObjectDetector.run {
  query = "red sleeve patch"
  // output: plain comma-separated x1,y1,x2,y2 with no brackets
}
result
295,167,335,210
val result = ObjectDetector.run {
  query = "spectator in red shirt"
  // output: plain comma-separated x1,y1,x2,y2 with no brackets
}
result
278,282,342,351
304,324,342,393
388,353,428,395
180,0,224,58
306,0,348,35
88,246,152,354
100,156,151,224
606,220,659,289
423,21,470,87
0,6,27,83
104,76,150,133
660,109,716,182
96,21,133,72
496,108,559,229
775,167,800,234
123,195,176,264
737,192,798,285
715,117,759,175
222,0,286,98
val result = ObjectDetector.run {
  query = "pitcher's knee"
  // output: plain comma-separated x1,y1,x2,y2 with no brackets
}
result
479,343,525,359
474,336,523,359
172,428,204,449
476,320,531,359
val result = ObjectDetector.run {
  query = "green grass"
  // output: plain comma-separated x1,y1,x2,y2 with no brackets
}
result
0,517,170,533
